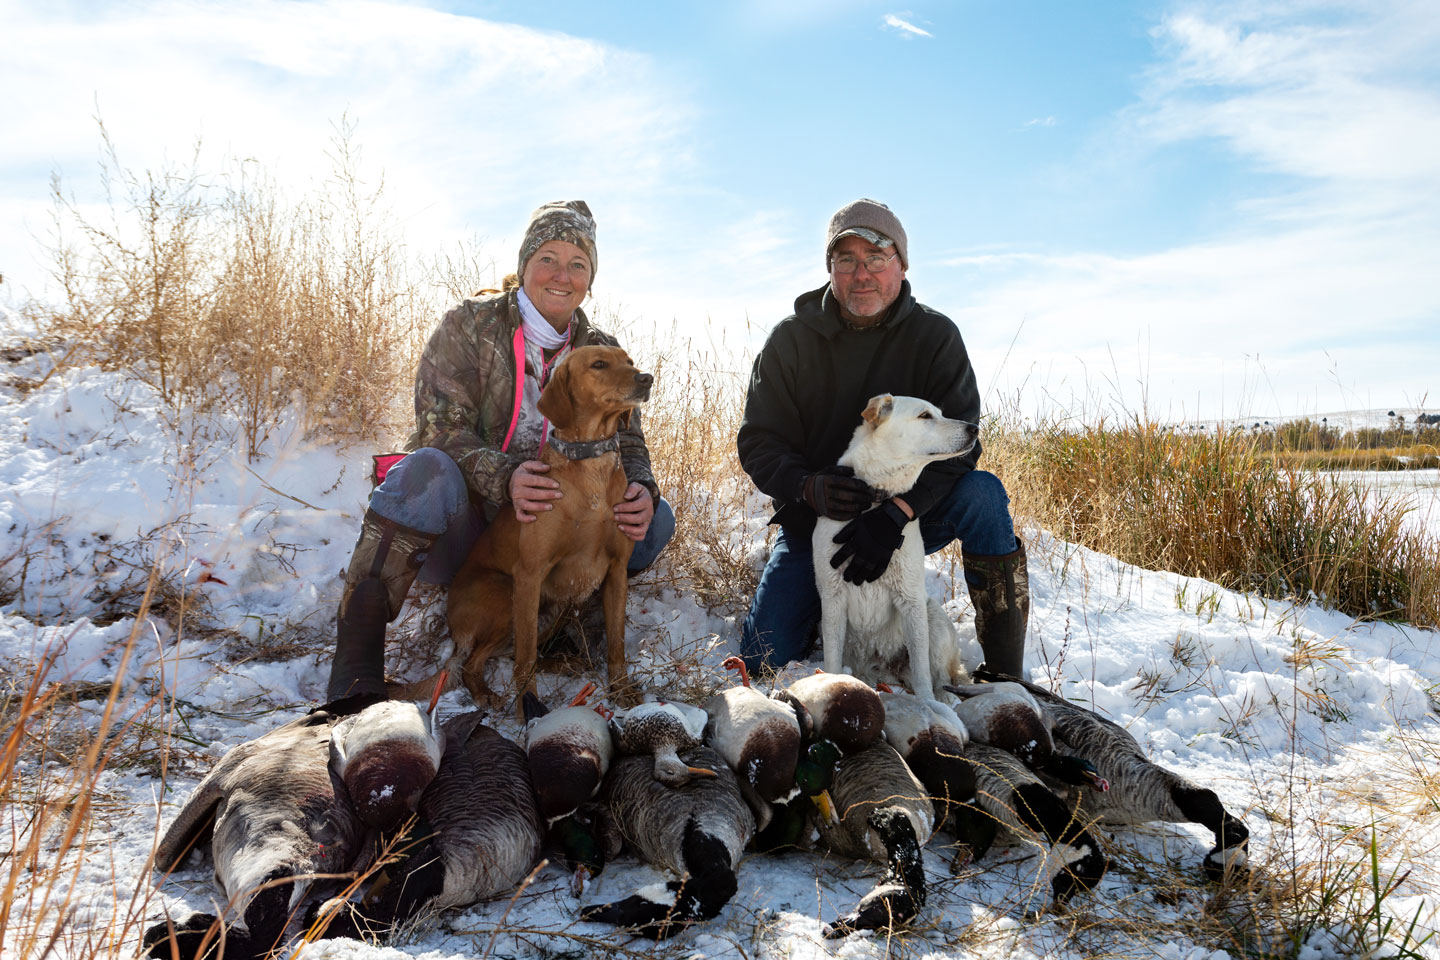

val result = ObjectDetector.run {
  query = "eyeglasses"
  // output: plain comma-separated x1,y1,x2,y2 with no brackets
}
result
832,253,898,274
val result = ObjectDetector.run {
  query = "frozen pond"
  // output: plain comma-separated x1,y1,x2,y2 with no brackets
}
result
1328,468,1440,539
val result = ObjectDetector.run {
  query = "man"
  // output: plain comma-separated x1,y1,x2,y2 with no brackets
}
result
736,198,1028,678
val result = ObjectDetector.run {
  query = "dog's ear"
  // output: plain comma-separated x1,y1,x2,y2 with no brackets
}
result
861,394,894,426
538,360,577,430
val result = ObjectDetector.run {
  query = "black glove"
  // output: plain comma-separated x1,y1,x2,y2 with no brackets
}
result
830,500,910,584
802,466,876,521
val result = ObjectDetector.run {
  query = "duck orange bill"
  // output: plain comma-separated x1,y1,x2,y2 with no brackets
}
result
428,669,450,714
569,681,599,707
876,681,894,693
810,789,838,825
685,766,719,779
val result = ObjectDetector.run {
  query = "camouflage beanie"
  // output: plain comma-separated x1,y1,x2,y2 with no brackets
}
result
826,198,908,269
517,200,598,283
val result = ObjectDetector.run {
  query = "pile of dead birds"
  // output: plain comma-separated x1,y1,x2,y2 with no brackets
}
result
143,662,1250,958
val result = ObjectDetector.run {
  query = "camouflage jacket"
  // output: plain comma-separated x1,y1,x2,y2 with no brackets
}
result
405,290,660,520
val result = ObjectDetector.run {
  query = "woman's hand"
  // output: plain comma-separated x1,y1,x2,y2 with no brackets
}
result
510,461,562,521
613,483,654,542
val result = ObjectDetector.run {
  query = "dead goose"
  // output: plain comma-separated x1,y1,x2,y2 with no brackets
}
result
813,739,935,938
319,710,543,938
774,670,884,756
579,744,754,939
973,668,1249,880
143,692,443,960
703,656,806,829
962,742,1108,909
946,681,1109,793
610,699,717,786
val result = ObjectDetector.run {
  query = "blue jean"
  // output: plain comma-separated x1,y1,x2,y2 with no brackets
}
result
370,446,675,584
739,469,1017,672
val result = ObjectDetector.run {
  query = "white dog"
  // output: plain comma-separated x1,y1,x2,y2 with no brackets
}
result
813,394,978,699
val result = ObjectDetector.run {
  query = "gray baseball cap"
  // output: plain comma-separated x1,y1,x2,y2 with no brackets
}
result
826,198,908,269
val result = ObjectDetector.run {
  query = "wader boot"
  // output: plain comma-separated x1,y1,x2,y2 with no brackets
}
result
962,541,1030,679
327,509,438,702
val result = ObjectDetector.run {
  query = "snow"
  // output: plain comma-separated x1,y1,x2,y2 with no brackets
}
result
3,307,1440,960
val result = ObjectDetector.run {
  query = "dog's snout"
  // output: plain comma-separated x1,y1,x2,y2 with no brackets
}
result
964,422,979,439
635,372,653,388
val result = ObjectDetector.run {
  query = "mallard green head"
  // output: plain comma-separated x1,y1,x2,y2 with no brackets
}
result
794,739,841,796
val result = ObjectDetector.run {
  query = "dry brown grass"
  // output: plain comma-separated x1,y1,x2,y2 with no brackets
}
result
983,409,1440,630
33,118,430,459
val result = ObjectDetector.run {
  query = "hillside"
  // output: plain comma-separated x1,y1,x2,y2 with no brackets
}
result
2,317,1439,960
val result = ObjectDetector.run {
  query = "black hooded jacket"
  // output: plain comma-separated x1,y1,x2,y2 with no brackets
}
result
736,280,982,539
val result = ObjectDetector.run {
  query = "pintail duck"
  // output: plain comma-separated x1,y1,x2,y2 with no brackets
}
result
973,668,1249,880
610,699,717,787
144,691,443,960
812,739,935,938
580,744,754,939
319,710,543,938
946,681,1109,792
775,670,884,756
961,741,1108,910
703,656,806,829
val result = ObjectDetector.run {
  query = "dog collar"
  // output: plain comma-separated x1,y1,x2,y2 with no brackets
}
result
547,433,621,461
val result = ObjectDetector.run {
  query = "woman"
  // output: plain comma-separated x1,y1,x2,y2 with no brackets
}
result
328,200,674,702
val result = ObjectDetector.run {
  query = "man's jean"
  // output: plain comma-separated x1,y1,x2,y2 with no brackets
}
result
739,469,1017,672
368,447,675,584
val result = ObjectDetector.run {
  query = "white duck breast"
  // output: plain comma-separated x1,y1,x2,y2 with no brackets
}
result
330,698,445,829
780,672,884,755
524,696,615,823
144,706,370,960
704,659,802,827
877,689,975,806
580,745,755,939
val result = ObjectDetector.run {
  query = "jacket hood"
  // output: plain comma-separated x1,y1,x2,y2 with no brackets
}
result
793,280,917,338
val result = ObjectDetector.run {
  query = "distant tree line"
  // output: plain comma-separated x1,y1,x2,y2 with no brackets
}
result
1247,415,1440,452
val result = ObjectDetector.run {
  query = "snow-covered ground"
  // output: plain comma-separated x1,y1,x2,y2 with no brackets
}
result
3,321,1440,960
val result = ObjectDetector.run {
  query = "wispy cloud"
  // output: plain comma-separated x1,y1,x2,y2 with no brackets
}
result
943,0,1440,418
882,14,933,38
1023,116,1058,129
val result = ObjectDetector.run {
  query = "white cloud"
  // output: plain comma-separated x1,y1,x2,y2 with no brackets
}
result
1023,116,1058,129
0,1,697,305
938,0,1440,420
882,14,933,38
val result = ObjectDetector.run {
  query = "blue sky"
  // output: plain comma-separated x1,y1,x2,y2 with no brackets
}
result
2,0,1438,420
